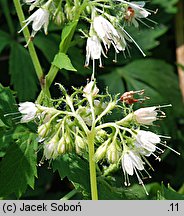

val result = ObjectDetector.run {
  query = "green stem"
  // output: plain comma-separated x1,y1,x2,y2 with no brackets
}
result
13,0,44,85
1,0,15,36
60,189,78,200
87,128,98,200
37,0,89,103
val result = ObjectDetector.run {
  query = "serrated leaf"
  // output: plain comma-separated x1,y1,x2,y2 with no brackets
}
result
0,84,17,113
53,154,90,195
9,42,38,101
0,30,12,54
52,53,77,71
0,84,18,127
0,132,38,198
34,34,60,63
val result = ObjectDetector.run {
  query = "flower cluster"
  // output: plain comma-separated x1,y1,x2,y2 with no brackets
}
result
18,81,178,194
20,0,153,65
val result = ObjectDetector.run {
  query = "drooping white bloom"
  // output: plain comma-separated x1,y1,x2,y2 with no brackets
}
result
85,35,104,67
83,80,99,96
134,130,161,156
134,106,158,125
93,16,125,53
122,150,144,176
18,102,38,123
121,149,149,194
18,7,49,40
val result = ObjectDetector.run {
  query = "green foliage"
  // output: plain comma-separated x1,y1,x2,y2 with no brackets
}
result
0,0,183,200
34,34,60,63
0,128,38,198
53,53,77,71
9,42,38,101
0,30,12,54
157,183,184,200
151,0,179,13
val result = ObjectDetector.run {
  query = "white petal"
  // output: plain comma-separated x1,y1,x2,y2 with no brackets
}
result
122,153,134,175
129,151,144,171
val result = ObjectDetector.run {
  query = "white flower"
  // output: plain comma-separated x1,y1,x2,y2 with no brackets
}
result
122,150,144,176
121,149,149,194
134,106,158,125
93,16,125,53
83,80,99,96
134,130,161,156
18,7,49,38
85,35,104,67
18,102,37,123
121,1,151,27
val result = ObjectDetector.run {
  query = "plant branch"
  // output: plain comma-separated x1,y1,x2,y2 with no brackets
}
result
13,0,44,87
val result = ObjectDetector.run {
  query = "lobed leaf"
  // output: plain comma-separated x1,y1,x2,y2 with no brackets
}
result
0,131,38,198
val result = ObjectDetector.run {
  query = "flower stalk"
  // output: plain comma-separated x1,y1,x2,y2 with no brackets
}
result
87,127,98,200
13,0,44,86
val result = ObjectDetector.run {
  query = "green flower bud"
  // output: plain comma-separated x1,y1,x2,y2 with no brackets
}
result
75,135,86,150
106,141,122,164
95,139,110,162
95,129,108,143
44,134,59,160
57,137,66,155
38,122,50,140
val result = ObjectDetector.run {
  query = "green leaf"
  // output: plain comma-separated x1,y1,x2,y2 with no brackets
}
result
34,34,60,63
158,183,184,200
127,25,168,55
52,53,77,71
0,131,38,198
53,154,90,196
59,21,78,53
0,30,12,54
9,42,38,101
0,84,18,127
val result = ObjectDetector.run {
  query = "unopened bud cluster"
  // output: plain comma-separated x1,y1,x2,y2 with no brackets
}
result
18,81,178,194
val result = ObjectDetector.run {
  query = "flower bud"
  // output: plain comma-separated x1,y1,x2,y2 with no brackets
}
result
95,129,107,143
95,140,109,162
44,134,59,160
106,141,122,164
38,122,50,140
83,80,99,96
75,135,86,150
57,137,66,155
